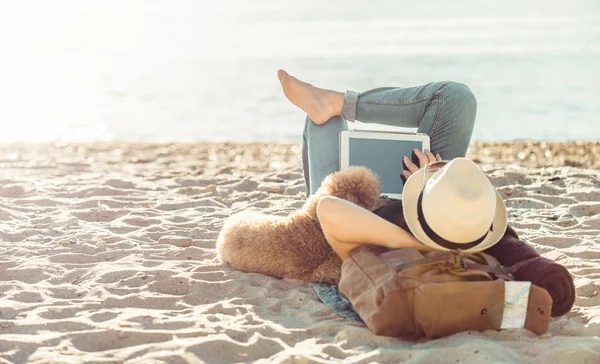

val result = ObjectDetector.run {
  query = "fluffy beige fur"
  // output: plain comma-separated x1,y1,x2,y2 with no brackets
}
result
217,166,381,284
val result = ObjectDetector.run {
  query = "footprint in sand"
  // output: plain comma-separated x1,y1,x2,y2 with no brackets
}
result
105,179,136,189
175,178,218,187
284,184,305,196
568,190,600,201
123,217,161,227
14,198,65,207
37,306,82,320
102,295,181,310
581,216,600,229
0,208,15,221
200,302,250,316
186,335,284,364
188,227,219,239
47,287,84,300
88,310,120,323
8,291,43,303
71,209,130,222
190,270,228,282
0,185,27,198
575,281,600,298
69,330,171,352
141,260,162,268
228,178,259,192
257,182,287,194
527,184,564,196
504,198,554,209
568,202,600,217
0,307,19,320
553,214,580,228
274,170,303,181
1,268,50,284
148,277,190,295
98,270,140,284
487,171,533,187
530,236,581,249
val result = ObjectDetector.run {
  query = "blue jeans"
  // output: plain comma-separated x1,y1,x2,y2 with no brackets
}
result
301,81,477,196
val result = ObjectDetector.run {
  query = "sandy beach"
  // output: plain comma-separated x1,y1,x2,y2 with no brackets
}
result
0,141,598,363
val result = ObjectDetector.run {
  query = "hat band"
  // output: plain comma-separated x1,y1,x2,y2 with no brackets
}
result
417,191,491,251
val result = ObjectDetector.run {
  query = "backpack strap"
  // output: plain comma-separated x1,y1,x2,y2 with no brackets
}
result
462,261,514,281
389,254,514,281
389,254,453,271
509,256,544,273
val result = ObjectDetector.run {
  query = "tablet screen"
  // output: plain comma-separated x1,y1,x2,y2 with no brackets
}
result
348,138,423,196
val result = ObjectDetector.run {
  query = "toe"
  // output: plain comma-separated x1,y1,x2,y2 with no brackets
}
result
277,69,289,83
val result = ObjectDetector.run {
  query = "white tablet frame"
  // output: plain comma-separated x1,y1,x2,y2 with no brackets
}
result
339,130,430,199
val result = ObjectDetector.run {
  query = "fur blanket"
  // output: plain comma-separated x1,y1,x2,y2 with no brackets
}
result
217,166,385,284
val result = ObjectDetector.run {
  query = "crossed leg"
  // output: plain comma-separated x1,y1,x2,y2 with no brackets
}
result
277,69,477,195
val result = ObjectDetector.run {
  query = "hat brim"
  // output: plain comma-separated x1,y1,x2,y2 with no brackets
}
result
402,167,508,252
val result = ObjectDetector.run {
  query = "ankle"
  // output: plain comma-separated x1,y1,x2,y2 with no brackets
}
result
330,91,345,116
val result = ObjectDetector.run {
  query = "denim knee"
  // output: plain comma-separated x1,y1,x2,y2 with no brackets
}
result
443,82,477,118
305,115,346,140
426,82,478,159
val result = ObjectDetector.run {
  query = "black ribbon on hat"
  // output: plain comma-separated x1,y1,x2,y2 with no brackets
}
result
417,191,492,250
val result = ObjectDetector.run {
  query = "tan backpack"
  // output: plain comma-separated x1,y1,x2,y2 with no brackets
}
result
339,246,553,340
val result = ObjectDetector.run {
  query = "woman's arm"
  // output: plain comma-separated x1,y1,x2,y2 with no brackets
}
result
316,196,432,260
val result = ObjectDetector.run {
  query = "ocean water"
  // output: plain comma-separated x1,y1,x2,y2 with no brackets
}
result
0,0,598,143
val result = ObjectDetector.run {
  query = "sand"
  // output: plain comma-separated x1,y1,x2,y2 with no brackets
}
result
0,142,598,364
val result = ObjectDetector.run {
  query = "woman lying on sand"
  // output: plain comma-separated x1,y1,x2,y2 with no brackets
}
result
217,70,575,317
219,70,488,277
277,69,482,259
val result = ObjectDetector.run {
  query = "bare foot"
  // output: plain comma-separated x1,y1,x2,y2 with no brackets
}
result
277,69,345,125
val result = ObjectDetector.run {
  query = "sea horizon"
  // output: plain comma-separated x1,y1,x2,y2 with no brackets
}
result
0,0,598,144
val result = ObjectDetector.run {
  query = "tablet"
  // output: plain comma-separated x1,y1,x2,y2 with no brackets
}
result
339,130,430,199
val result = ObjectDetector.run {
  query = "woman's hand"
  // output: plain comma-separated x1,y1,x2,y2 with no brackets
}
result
402,149,442,181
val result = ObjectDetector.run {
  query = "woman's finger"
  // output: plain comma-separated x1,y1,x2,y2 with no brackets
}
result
403,156,419,173
424,149,437,164
401,170,412,184
436,153,442,161
414,149,429,168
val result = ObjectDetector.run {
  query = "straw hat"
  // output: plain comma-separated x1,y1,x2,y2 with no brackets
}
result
402,158,507,252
